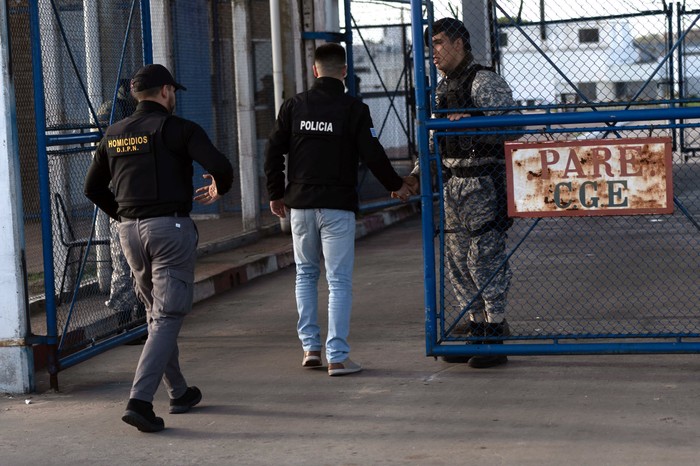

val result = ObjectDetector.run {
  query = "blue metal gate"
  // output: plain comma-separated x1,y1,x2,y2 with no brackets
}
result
410,0,700,358
27,0,152,389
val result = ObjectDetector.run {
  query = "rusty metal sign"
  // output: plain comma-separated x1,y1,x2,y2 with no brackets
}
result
505,137,674,217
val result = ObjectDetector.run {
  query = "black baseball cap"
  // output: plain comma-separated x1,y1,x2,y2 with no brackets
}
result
131,64,187,92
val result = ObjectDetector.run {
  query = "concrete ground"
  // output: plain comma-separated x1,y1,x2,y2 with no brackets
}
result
2,214,700,465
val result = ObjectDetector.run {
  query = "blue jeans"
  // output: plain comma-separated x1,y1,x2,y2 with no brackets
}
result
291,208,356,363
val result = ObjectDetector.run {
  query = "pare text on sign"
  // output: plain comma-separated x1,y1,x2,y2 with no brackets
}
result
505,137,673,217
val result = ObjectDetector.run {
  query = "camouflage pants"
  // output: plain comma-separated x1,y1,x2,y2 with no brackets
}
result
443,174,512,323
105,218,144,323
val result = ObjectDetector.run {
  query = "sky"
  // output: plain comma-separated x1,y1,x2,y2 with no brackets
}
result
342,0,688,39
497,0,670,21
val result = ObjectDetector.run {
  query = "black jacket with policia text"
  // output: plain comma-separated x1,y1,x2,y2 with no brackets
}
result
264,77,402,212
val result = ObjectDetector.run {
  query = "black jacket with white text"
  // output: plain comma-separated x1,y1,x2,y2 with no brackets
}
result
264,77,402,212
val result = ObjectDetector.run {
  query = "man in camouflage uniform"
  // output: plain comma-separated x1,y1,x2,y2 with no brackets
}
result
98,80,145,333
406,18,521,368
105,220,145,328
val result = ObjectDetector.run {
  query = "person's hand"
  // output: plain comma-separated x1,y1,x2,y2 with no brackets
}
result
391,181,412,202
404,175,419,195
270,199,286,218
391,176,419,202
448,113,471,121
193,174,220,205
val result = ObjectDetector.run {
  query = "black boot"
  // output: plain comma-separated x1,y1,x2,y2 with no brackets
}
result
122,398,164,432
169,386,202,414
468,320,509,368
441,321,485,363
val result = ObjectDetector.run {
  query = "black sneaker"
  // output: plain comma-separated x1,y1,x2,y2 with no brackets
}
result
441,321,485,364
468,321,509,369
467,354,508,368
121,399,164,433
169,386,202,414
440,355,473,363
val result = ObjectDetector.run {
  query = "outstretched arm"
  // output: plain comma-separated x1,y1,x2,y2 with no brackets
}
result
193,173,221,205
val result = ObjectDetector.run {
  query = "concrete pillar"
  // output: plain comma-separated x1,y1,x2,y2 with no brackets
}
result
0,0,34,394
301,0,317,85
84,1,110,293
463,0,492,65
149,0,174,68
232,0,260,232
290,0,306,94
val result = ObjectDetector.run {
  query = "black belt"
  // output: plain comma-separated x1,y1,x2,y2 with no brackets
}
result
120,211,189,221
449,164,502,178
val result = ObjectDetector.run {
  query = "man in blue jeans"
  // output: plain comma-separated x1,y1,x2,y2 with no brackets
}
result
265,43,411,376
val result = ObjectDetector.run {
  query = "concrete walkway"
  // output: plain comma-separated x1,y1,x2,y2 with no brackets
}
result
2,208,700,465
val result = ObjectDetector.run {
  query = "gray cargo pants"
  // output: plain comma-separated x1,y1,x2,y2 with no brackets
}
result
118,216,197,402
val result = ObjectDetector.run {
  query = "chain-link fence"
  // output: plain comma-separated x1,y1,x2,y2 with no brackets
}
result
418,0,699,356
351,20,417,202
11,1,149,357
16,0,694,376
12,0,422,379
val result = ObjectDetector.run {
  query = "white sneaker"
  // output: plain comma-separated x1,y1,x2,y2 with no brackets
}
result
302,351,322,368
328,358,362,376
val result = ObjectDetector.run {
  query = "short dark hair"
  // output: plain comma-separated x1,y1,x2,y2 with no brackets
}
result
314,43,346,71
424,17,471,51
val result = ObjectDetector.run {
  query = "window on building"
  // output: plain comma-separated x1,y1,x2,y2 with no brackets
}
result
579,28,599,44
615,82,629,100
578,82,597,101
499,32,508,47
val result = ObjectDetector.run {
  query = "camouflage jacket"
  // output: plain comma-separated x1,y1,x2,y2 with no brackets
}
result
412,59,522,176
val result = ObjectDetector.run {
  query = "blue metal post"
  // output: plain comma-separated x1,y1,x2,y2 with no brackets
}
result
29,0,59,388
140,0,153,64
675,3,683,152
425,105,700,130
431,341,700,357
409,0,437,356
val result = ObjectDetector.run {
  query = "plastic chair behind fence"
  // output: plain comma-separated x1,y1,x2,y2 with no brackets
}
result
53,192,109,305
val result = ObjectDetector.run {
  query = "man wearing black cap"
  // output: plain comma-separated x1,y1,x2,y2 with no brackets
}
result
84,64,234,432
405,18,522,368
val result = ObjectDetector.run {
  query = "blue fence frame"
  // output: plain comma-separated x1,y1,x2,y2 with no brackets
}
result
29,0,153,389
